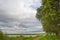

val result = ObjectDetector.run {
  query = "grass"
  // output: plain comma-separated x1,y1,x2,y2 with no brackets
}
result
0,32,60,40
40,35,59,40
6,34,60,40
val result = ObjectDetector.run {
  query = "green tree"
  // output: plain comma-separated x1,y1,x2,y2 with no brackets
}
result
36,0,60,35
0,31,4,40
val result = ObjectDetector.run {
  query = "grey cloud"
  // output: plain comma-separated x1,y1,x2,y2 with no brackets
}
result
0,9,17,27
0,9,43,33
0,0,43,34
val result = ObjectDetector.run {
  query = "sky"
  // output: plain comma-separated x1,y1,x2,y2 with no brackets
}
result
0,0,42,34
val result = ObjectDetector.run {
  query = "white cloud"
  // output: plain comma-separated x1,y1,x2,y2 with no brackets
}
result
0,0,38,19
0,0,42,34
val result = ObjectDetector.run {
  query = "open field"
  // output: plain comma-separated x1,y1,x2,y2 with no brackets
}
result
0,33,60,40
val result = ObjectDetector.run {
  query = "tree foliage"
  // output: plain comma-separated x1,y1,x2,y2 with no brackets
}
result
36,0,60,35
0,32,4,40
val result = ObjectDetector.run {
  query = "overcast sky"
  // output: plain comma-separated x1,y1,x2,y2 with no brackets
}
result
0,0,42,34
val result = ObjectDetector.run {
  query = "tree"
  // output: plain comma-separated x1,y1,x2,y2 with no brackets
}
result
0,30,9,40
0,31,4,40
36,0,60,35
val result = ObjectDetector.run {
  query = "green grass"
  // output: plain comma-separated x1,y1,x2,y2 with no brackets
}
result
7,34,60,40
40,35,59,40
0,32,60,40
